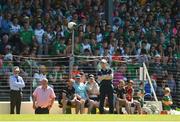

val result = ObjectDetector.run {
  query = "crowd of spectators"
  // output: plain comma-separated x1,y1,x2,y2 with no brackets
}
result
0,0,179,107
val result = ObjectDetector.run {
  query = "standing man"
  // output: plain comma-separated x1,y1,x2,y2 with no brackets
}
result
33,78,56,114
9,66,25,114
98,59,114,114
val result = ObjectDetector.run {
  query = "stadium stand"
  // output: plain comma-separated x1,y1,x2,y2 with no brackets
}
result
0,0,179,112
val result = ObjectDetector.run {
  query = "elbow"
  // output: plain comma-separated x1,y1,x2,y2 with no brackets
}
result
21,84,25,88
52,98,55,101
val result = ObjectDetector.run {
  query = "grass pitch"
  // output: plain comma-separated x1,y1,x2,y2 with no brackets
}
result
0,115,180,122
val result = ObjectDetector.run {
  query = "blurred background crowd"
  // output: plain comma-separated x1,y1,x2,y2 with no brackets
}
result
0,0,179,108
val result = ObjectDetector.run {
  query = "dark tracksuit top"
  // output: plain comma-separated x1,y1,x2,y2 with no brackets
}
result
98,68,114,114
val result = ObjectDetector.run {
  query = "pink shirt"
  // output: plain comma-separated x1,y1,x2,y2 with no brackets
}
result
33,86,56,108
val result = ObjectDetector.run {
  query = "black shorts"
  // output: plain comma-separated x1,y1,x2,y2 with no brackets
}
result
89,97,99,101
59,99,73,106
67,100,72,106
85,99,89,107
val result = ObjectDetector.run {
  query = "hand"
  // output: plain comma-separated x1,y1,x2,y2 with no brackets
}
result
33,104,36,110
114,94,117,97
77,96,81,100
76,94,81,100
62,93,67,98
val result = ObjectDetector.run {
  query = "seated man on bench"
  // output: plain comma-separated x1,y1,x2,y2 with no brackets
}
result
114,80,131,114
73,74,94,114
86,74,100,114
125,80,142,114
58,79,77,114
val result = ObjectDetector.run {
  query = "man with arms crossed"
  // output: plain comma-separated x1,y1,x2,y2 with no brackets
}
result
9,66,25,114
98,59,114,114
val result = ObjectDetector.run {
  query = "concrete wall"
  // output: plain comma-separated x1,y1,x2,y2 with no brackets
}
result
0,101,62,114
0,101,162,114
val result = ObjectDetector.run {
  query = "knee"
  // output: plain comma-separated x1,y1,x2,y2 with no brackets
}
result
116,100,119,105
136,102,141,108
80,99,85,105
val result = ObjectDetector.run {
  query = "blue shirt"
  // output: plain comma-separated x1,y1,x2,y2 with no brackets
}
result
1,18,12,33
9,75,25,91
73,81,88,100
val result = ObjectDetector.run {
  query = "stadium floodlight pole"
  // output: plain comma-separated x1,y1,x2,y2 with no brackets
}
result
68,22,77,78
105,0,113,25
72,29,75,57
70,29,75,78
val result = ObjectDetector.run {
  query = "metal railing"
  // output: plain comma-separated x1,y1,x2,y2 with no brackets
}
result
0,55,179,108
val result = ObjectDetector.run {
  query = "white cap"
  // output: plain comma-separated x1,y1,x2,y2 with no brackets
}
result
101,59,108,63
155,54,161,58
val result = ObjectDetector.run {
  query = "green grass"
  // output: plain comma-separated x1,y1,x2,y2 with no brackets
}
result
0,115,180,122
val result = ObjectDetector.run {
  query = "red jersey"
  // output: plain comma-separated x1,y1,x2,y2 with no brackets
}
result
125,86,134,102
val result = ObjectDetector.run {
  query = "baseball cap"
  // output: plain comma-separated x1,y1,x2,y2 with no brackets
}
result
100,59,107,64
155,54,161,58
75,74,81,79
88,74,94,79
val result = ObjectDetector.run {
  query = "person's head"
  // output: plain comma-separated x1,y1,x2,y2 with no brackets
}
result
84,48,91,56
46,24,52,32
12,16,18,25
4,12,11,20
60,37,66,44
127,80,134,87
120,64,127,74
125,46,130,54
104,47,109,55
164,87,171,96
167,72,173,79
44,12,50,19
22,46,30,55
100,59,108,69
75,74,81,83
36,21,42,30
167,45,173,53
39,65,47,74
139,81,144,88
95,26,101,33
72,12,78,20
4,45,11,53
118,80,125,88
141,48,147,55
40,78,48,88
154,54,161,63
66,79,74,87
2,34,9,43
13,66,20,76
23,21,30,30
161,80,167,87
102,41,108,48
88,74,95,83
105,24,112,31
